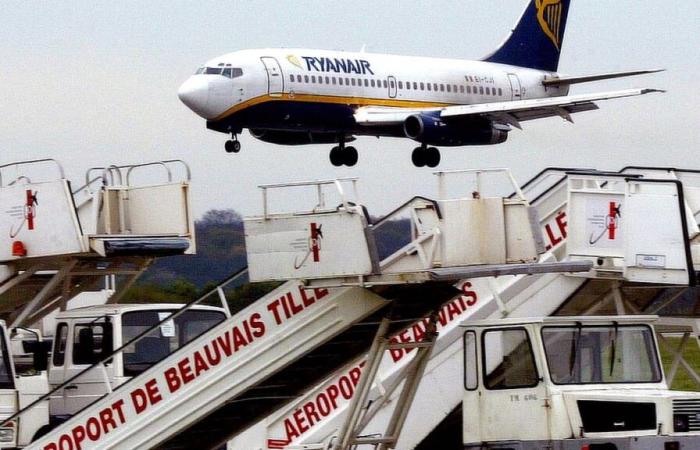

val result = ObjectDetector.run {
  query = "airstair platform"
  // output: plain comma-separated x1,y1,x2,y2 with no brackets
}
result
19,166,700,450
0,159,195,327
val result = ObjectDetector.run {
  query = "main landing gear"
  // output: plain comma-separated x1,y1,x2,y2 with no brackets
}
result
411,144,440,168
329,138,358,167
225,135,241,153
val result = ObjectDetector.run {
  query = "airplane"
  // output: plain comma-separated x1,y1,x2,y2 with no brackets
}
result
178,0,662,168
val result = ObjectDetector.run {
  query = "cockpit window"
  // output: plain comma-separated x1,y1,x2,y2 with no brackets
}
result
201,66,243,78
195,67,205,75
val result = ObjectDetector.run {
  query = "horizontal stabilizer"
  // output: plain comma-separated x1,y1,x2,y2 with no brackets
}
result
543,69,665,87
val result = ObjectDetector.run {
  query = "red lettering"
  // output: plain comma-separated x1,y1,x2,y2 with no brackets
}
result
130,388,149,414
249,312,266,338
70,425,85,449
447,301,461,322
326,385,340,408
267,298,284,325
389,337,405,362
314,288,329,300
544,223,563,250
178,358,195,384
86,417,101,441
242,318,254,342
303,402,320,427
164,367,182,393
280,294,292,319
299,286,316,307
216,332,233,357
232,326,248,351
338,376,353,399
349,366,362,386
284,418,300,441
59,434,74,450
293,409,309,434
203,342,221,366
112,399,126,424
145,378,162,406
98,407,117,435
556,211,568,238
43,444,58,450
316,392,331,416
193,350,209,377
287,292,303,315
412,321,425,345
461,282,478,306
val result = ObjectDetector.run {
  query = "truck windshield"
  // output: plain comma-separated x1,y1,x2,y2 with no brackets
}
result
0,327,12,389
121,309,226,377
542,325,662,384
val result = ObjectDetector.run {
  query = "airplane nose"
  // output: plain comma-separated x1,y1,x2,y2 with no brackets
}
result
178,76,211,118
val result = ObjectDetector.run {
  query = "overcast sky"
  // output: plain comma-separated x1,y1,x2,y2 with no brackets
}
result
1,0,698,218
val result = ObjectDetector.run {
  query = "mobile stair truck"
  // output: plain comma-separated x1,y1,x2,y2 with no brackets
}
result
16,172,593,449
228,168,700,450
0,158,197,447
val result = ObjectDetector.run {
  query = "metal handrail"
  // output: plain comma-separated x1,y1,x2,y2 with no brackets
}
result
85,160,191,188
433,168,526,201
0,266,250,429
258,177,359,219
0,159,65,187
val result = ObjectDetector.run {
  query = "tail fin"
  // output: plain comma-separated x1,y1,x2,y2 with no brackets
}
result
483,0,571,72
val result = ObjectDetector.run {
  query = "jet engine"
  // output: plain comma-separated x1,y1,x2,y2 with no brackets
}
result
403,114,509,146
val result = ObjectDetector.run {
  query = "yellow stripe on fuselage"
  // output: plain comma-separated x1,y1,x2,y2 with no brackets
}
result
212,93,452,122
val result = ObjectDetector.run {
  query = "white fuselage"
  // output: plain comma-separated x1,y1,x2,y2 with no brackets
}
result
178,48,568,128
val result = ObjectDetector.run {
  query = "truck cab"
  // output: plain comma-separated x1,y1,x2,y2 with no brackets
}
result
47,304,227,420
462,316,700,449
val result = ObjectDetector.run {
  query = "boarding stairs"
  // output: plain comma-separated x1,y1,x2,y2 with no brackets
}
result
0,159,195,328
19,171,592,450
228,167,700,450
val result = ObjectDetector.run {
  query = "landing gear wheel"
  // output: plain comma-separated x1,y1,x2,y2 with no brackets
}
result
412,146,427,167
330,146,343,166
426,147,441,168
344,146,358,166
225,139,241,153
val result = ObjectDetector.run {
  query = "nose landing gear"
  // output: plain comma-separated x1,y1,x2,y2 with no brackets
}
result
411,144,440,168
329,137,358,167
224,135,241,153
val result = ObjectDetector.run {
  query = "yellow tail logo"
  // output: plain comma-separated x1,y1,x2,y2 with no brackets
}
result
536,0,563,50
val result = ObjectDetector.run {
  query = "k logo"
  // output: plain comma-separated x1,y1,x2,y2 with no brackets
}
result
535,0,564,50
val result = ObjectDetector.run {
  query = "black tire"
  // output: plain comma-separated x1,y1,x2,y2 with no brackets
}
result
232,140,241,153
224,140,237,153
411,147,426,167
344,146,358,166
426,147,441,168
329,146,343,166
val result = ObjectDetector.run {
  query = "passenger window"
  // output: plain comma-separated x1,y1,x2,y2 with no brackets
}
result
420,82,424,90
413,82,418,90
479,86,484,95
406,82,411,90
483,328,539,390
297,75,302,82
362,79,367,87
325,76,330,84
332,77,337,84
383,80,388,88
427,83,432,91
371,79,375,87
351,78,356,86
485,87,490,95
289,75,295,82
318,76,323,84
440,84,445,92
499,88,503,96
460,85,465,93
304,75,309,83
73,322,113,365
311,75,316,83
433,83,438,91
446,84,451,92
464,331,478,390
53,323,68,366
398,81,403,89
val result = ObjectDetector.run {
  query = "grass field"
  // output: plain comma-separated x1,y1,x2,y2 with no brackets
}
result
659,336,700,391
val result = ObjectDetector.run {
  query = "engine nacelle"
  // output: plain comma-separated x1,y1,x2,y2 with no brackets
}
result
403,114,508,147
250,129,354,146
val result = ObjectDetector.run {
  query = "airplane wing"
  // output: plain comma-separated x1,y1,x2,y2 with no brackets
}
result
354,88,663,129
